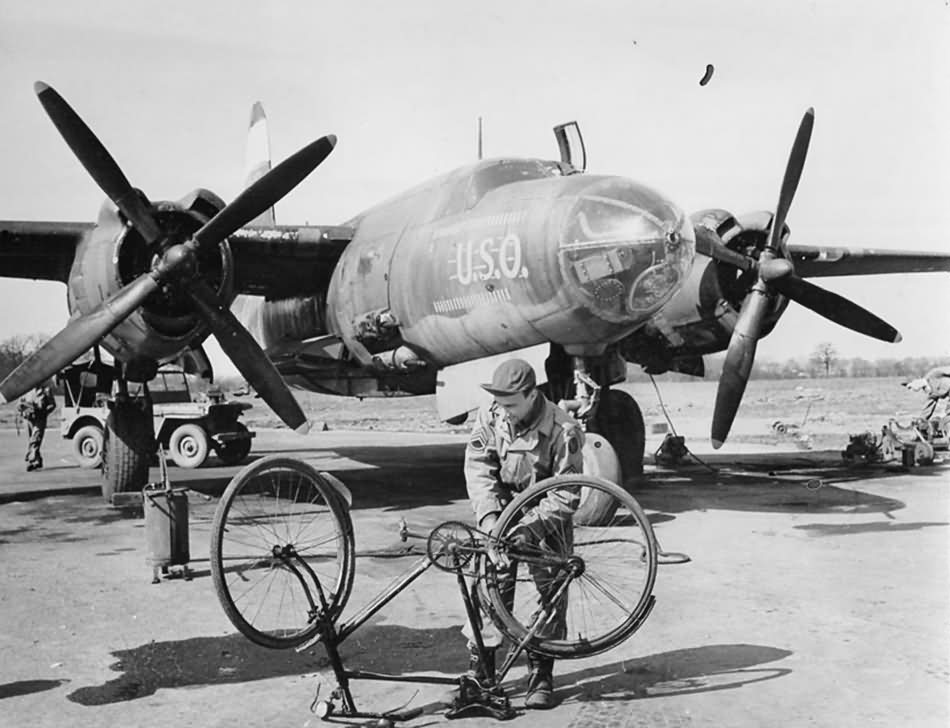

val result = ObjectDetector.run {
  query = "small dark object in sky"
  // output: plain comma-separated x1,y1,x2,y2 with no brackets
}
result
700,63,714,86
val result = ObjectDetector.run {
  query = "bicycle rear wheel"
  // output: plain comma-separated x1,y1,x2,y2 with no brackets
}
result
485,475,657,658
210,456,355,649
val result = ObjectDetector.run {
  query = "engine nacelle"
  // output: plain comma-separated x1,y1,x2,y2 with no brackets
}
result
619,209,790,374
66,188,235,376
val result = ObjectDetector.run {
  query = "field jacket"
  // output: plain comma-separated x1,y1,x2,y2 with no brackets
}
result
464,396,584,528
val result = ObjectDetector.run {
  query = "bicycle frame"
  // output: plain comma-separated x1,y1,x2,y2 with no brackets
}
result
284,524,578,724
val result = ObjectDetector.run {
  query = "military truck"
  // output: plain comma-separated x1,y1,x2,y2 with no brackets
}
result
59,362,254,472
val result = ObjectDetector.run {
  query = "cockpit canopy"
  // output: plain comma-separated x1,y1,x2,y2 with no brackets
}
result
441,159,564,217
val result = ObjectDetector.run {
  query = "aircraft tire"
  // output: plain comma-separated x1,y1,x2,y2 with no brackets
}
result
589,389,645,484
101,398,154,503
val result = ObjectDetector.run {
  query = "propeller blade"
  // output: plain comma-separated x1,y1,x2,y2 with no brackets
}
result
711,289,770,448
193,135,336,248
768,108,814,254
185,280,309,433
34,82,163,245
0,272,160,403
771,274,901,343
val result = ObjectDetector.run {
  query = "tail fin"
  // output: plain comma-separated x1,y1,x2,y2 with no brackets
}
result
243,101,275,226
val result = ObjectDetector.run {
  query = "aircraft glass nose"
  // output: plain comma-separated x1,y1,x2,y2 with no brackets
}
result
559,179,694,324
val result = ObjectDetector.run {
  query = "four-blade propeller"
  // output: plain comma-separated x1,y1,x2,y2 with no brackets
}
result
708,108,901,447
0,83,335,433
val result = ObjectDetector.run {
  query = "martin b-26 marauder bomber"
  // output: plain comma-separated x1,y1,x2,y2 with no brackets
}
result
1,82,948,521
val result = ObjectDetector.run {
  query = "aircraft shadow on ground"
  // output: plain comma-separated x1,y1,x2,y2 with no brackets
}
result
66,617,791,710
0,499,134,544
636,449,932,517
173,443,935,519
172,442,468,512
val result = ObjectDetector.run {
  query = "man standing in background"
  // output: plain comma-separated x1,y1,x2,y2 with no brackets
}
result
18,382,56,471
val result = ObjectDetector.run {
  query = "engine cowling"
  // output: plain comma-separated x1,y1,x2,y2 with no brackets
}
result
618,209,790,374
66,188,234,376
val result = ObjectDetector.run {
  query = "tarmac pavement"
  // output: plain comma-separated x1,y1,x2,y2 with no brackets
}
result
0,426,947,727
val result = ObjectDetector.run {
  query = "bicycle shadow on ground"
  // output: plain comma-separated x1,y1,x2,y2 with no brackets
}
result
408,642,792,718
0,679,69,700
65,623,472,706
550,643,792,703
66,612,790,710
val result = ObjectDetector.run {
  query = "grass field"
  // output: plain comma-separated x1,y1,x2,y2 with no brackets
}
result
247,375,928,452
1,376,931,453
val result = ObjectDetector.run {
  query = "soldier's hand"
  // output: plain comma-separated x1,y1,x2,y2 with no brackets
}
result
479,514,498,533
481,514,510,568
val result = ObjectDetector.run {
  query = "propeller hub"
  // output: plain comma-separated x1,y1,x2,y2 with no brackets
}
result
759,257,794,282
159,242,197,279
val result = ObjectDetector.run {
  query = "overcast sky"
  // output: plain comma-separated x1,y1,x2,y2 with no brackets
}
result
0,0,947,374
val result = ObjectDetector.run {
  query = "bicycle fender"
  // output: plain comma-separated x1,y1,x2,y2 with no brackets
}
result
320,471,353,508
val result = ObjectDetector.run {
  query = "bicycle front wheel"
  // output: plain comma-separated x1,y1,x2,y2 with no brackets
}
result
210,456,355,649
485,475,657,658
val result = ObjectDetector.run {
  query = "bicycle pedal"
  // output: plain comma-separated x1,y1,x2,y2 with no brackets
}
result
447,676,516,721
446,701,516,721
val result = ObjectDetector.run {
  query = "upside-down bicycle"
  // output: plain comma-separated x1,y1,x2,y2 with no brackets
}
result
209,455,659,724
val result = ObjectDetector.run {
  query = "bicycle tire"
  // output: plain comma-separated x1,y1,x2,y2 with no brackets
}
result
485,475,657,658
210,456,355,649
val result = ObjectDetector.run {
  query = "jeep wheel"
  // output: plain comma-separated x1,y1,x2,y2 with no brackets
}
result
102,399,154,503
73,424,104,469
216,423,252,466
169,423,210,468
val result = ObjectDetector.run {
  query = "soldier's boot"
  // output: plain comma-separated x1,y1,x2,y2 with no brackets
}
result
467,643,496,683
524,655,556,710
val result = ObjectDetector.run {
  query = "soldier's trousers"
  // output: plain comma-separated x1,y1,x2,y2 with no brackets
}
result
26,421,46,466
467,520,573,647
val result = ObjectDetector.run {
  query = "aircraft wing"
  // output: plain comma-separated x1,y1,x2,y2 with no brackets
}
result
0,220,91,282
226,224,355,298
787,243,950,278
0,220,355,299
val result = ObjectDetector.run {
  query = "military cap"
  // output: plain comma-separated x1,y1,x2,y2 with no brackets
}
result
481,358,537,396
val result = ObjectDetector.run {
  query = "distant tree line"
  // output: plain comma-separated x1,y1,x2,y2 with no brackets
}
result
0,334,49,384
629,343,948,382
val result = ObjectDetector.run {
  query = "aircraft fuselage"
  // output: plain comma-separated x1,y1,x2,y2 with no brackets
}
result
322,158,695,369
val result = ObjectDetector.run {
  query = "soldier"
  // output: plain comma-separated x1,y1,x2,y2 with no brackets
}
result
464,358,584,710
18,382,57,472
904,366,950,419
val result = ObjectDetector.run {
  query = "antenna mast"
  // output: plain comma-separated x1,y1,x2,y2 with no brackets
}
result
477,116,483,160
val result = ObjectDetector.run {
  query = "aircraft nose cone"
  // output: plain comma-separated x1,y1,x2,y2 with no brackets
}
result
558,178,694,325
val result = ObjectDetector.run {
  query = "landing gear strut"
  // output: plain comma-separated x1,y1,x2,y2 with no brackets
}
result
101,372,155,504
552,352,646,526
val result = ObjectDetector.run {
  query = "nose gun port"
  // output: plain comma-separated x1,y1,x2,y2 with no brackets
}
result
558,178,694,326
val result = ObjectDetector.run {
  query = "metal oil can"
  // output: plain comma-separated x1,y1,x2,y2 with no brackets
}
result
144,484,191,583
